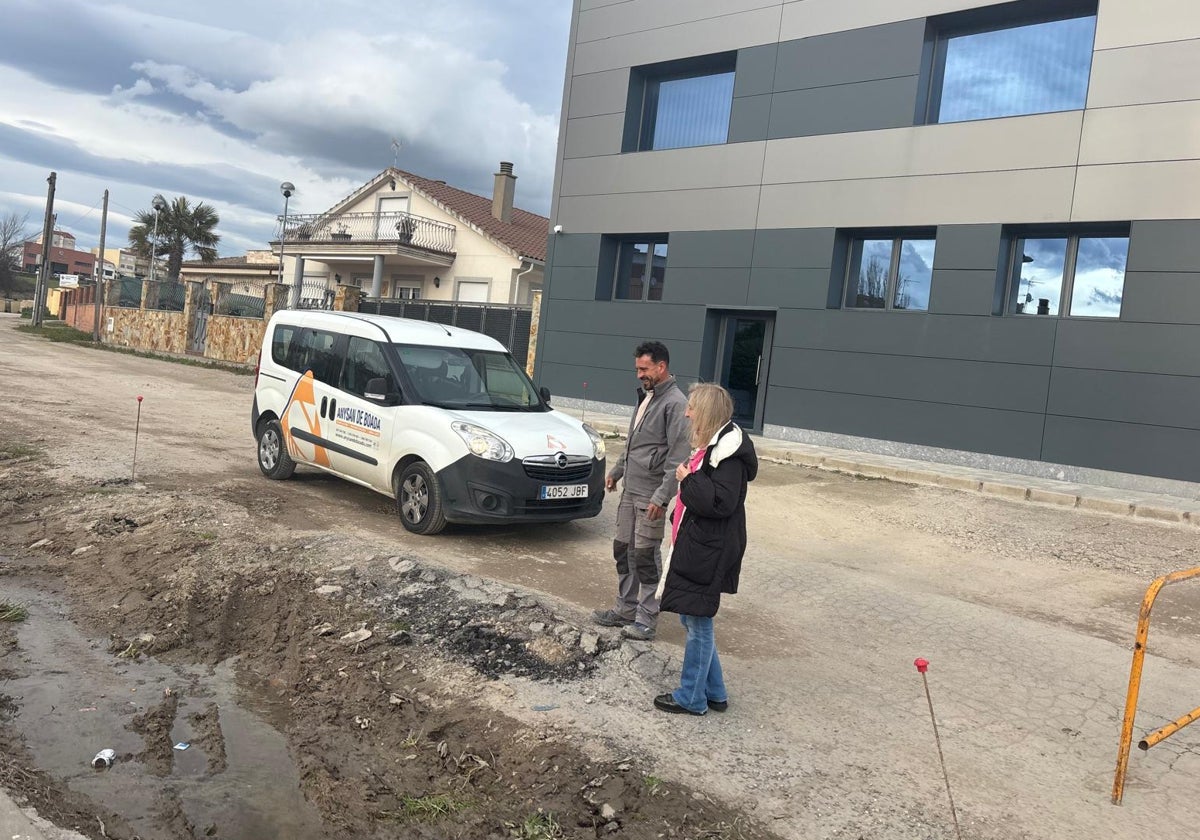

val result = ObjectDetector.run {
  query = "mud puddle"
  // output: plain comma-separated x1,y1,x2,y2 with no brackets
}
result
1,580,327,840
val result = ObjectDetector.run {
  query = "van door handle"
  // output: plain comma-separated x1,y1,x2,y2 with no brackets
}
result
320,396,328,418
329,398,337,420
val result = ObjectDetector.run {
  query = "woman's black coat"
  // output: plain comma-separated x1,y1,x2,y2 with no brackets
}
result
659,424,758,618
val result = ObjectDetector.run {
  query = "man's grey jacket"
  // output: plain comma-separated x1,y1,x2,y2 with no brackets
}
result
607,375,692,507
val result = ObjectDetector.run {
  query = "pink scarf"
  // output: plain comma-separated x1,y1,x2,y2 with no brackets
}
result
670,446,707,545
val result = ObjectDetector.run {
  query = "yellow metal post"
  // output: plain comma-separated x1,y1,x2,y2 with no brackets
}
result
1112,566,1200,805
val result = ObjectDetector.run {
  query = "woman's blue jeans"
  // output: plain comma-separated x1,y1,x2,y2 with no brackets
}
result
672,614,727,714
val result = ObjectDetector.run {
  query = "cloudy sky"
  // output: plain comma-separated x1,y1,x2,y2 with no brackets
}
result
0,0,571,258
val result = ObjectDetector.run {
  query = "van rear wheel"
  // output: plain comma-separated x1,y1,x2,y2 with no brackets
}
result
396,461,447,535
257,419,296,480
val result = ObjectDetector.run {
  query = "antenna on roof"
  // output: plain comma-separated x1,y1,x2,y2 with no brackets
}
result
390,138,402,169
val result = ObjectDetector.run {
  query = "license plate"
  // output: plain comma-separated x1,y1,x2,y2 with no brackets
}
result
539,483,589,500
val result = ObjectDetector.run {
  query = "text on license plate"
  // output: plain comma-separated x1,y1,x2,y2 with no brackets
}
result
539,484,589,500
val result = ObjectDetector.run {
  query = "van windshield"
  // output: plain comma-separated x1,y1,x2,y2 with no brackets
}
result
392,344,547,412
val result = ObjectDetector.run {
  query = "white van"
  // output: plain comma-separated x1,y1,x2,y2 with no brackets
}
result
251,310,606,534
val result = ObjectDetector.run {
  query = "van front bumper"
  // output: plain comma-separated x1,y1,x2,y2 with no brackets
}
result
435,455,606,525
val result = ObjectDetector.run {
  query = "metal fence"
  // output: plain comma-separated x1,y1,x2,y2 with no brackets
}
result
281,281,335,310
215,286,266,318
152,281,186,312
115,278,143,308
359,298,534,361
279,211,457,255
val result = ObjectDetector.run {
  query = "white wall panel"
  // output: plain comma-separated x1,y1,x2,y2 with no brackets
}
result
573,7,783,75
557,187,762,233
578,0,781,43
779,0,980,40
1094,0,1200,50
1073,161,1200,220
560,143,767,196
762,112,1083,184
1088,38,1200,108
1080,100,1200,165
758,168,1077,229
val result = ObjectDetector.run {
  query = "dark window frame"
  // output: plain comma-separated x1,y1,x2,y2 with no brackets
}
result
623,51,737,153
610,236,670,302
1000,223,1130,319
920,0,1098,125
841,229,938,312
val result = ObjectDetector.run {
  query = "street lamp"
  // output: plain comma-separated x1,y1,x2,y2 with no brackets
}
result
279,181,295,284
149,193,167,283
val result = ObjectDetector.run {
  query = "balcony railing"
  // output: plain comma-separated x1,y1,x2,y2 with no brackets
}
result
276,211,456,255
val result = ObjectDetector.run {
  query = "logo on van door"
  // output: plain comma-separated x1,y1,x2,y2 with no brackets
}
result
282,371,332,467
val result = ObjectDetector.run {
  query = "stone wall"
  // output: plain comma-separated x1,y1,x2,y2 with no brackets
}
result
526,290,541,377
205,316,267,365
106,307,188,354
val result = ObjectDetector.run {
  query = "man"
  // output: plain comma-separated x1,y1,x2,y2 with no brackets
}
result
593,341,691,641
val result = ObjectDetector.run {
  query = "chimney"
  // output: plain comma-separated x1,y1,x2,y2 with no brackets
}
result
492,161,516,224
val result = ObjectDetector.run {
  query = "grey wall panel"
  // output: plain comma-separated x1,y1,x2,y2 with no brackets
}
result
1126,220,1200,273
662,267,751,306
548,234,603,268
734,43,779,97
1053,320,1200,377
773,19,926,93
566,69,631,120
542,329,702,376
544,266,601,301
933,225,1004,270
767,76,920,139
540,361,641,407
668,230,756,267
751,228,837,268
927,269,998,316
1041,415,1200,483
1120,272,1200,325
728,95,772,143
763,386,1046,459
774,309,1059,365
1047,367,1200,431
748,267,831,308
577,0,783,44
546,299,707,343
768,347,1051,413
563,114,625,159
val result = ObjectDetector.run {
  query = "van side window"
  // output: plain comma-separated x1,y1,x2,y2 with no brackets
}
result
271,325,296,366
289,329,340,385
339,337,394,398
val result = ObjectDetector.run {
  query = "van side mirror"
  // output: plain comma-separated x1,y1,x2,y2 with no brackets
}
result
539,386,551,404
365,377,396,405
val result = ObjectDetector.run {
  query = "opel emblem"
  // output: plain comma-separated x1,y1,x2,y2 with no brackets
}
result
555,452,569,469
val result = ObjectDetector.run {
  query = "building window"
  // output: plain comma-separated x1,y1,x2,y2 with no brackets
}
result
625,53,735,152
844,235,936,311
614,239,669,301
927,4,1096,124
1004,230,1128,318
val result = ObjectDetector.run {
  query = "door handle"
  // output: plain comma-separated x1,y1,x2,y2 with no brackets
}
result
320,396,328,418
755,355,762,386
329,398,337,420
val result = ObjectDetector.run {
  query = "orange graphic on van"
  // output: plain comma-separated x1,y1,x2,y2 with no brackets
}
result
282,371,331,467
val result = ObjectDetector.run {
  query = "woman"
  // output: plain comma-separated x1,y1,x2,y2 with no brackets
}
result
653,383,757,715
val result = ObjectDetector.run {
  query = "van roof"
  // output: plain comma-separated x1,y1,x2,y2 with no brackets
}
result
270,310,507,351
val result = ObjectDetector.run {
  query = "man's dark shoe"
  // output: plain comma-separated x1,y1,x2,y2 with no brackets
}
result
592,609,634,628
654,693,704,716
707,699,729,712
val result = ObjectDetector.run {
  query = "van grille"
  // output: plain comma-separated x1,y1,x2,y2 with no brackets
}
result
522,454,593,483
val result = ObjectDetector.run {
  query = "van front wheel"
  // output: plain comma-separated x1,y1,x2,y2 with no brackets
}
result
257,419,296,480
396,461,447,535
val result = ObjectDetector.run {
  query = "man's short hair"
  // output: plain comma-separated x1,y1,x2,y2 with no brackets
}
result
634,341,670,367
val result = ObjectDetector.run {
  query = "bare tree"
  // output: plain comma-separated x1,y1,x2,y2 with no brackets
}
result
0,211,33,298
859,255,888,307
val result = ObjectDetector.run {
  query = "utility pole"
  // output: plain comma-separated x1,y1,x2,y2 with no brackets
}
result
33,171,56,327
93,189,109,342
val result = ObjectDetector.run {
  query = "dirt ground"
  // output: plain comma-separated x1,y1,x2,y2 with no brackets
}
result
3,317,1200,840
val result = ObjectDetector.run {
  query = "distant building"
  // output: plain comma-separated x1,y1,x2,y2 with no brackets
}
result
24,229,95,279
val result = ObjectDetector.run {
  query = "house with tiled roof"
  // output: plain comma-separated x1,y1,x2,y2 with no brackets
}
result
272,162,547,307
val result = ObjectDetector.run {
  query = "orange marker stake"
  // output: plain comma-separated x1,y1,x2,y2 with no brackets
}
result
915,657,963,840
132,395,144,480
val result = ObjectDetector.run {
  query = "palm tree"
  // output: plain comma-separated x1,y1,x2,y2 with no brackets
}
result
127,196,220,280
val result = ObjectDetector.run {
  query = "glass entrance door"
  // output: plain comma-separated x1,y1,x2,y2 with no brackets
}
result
718,316,772,430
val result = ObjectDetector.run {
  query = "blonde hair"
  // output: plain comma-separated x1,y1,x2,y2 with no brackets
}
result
687,383,734,448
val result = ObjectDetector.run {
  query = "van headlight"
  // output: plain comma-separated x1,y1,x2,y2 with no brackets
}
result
451,421,514,462
583,424,605,460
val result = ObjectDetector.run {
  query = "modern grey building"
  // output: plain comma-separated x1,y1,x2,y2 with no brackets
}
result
535,0,1200,490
